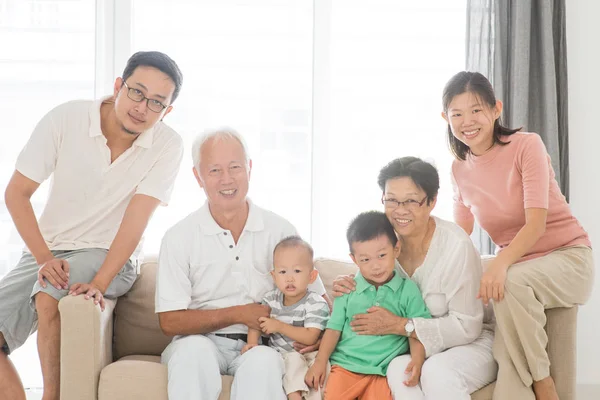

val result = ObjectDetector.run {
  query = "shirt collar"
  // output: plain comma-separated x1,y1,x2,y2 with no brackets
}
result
198,198,264,236
88,95,155,148
355,270,402,293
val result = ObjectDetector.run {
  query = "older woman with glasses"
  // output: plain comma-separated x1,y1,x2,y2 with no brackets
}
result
333,157,497,400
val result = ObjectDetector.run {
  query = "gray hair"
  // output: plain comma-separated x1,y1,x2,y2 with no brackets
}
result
191,127,251,171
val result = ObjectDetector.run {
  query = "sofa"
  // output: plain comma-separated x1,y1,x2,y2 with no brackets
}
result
58,256,578,400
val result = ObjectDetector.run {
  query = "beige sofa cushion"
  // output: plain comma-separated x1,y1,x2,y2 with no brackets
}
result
113,257,171,360
99,355,233,400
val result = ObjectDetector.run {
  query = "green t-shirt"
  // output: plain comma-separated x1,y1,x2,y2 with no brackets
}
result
327,271,431,376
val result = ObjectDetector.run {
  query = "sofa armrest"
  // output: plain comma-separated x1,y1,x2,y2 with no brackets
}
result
59,295,117,400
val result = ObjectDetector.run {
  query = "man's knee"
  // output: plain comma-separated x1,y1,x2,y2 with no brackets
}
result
0,332,8,355
241,346,283,372
163,335,217,367
34,292,59,321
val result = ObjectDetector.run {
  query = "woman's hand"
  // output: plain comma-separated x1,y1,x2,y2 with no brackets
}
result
350,306,403,336
332,274,356,298
478,258,509,305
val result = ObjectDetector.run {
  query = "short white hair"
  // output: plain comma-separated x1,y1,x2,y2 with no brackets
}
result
191,127,251,171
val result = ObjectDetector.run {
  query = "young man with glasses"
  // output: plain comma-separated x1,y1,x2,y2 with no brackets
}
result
0,51,184,400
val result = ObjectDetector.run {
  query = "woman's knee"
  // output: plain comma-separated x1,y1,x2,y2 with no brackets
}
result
420,357,464,390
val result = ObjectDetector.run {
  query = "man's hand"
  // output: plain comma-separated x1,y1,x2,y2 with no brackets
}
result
241,343,258,354
69,282,106,311
403,358,424,387
350,306,401,335
239,303,271,330
293,338,321,354
478,258,509,305
38,258,70,290
305,360,327,389
332,274,356,298
258,316,281,335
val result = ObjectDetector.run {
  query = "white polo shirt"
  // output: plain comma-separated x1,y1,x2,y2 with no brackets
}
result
156,200,326,334
15,98,184,261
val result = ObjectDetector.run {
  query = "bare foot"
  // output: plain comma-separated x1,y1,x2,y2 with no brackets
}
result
532,376,559,400
287,391,303,400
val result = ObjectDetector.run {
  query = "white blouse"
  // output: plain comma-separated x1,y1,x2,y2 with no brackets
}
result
395,216,485,357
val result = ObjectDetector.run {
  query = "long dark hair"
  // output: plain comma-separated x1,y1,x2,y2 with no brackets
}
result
442,71,520,160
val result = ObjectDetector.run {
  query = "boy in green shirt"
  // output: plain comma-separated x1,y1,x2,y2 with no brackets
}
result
305,211,431,399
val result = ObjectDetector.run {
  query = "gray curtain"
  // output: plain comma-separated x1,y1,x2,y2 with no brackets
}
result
465,0,569,254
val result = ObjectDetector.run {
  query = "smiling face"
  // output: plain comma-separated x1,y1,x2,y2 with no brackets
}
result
443,91,502,156
272,245,317,303
383,176,435,238
113,66,174,136
350,234,400,287
194,136,251,215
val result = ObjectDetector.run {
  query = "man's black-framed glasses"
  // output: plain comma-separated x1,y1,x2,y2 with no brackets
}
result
122,81,168,113
382,195,428,210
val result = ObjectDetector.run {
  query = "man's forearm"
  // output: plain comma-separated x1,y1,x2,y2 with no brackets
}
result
158,306,243,336
92,194,159,291
5,191,52,264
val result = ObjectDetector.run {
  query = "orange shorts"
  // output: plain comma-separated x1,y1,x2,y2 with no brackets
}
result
323,365,392,400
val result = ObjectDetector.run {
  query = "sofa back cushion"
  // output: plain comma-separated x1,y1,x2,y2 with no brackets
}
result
112,256,358,360
113,257,171,360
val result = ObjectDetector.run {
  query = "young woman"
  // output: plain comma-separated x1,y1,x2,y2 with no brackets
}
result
442,71,593,400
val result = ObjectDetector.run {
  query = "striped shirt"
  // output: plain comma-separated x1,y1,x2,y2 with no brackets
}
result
262,289,330,353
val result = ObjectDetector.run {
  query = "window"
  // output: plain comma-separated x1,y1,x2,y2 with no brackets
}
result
0,0,466,390
312,0,466,257
131,0,315,252
0,0,96,388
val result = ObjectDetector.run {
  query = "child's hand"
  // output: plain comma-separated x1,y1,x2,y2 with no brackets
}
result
403,358,423,387
258,316,281,335
241,343,258,355
305,361,327,389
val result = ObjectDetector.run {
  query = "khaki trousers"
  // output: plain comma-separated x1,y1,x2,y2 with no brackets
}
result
492,246,594,400
282,350,323,400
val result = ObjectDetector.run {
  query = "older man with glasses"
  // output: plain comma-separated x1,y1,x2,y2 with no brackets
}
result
0,51,184,400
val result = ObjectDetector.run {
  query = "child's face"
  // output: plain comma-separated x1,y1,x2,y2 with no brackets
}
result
272,246,317,299
350,235,401,287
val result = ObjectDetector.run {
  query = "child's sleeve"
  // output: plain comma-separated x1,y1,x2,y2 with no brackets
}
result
304,294,331,330
325,294,349,332
402,280,431,320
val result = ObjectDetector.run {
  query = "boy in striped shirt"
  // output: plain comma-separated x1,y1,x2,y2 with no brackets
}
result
243,236,330,400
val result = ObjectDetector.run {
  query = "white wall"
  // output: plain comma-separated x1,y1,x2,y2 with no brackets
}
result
566,0,600,386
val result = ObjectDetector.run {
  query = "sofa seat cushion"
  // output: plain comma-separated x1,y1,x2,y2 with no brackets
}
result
99,355,233,400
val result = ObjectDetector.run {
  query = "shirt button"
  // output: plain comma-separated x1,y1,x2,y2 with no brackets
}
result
236,256,239,261
375,302,380,306
229,245,233,249
370,287,374,291
224,232,228,236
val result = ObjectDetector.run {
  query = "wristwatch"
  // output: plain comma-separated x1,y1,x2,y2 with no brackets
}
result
404,319,415,337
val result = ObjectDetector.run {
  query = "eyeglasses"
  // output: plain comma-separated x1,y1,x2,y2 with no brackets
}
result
121,81,168,113
382,196,428,210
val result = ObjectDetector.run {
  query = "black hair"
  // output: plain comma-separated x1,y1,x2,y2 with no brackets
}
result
122,51,183,103
442,71,520,160
274,235,314,260
377,157,439,205
346,211,398,253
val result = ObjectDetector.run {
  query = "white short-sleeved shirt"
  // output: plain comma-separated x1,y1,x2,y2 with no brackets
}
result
15,98,184,261
155,200,327,334
395,217,485,357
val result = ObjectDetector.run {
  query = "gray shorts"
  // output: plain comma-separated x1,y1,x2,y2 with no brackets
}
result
0,248,136,355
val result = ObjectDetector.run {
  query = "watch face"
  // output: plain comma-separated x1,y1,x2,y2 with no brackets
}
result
406,321,415,332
